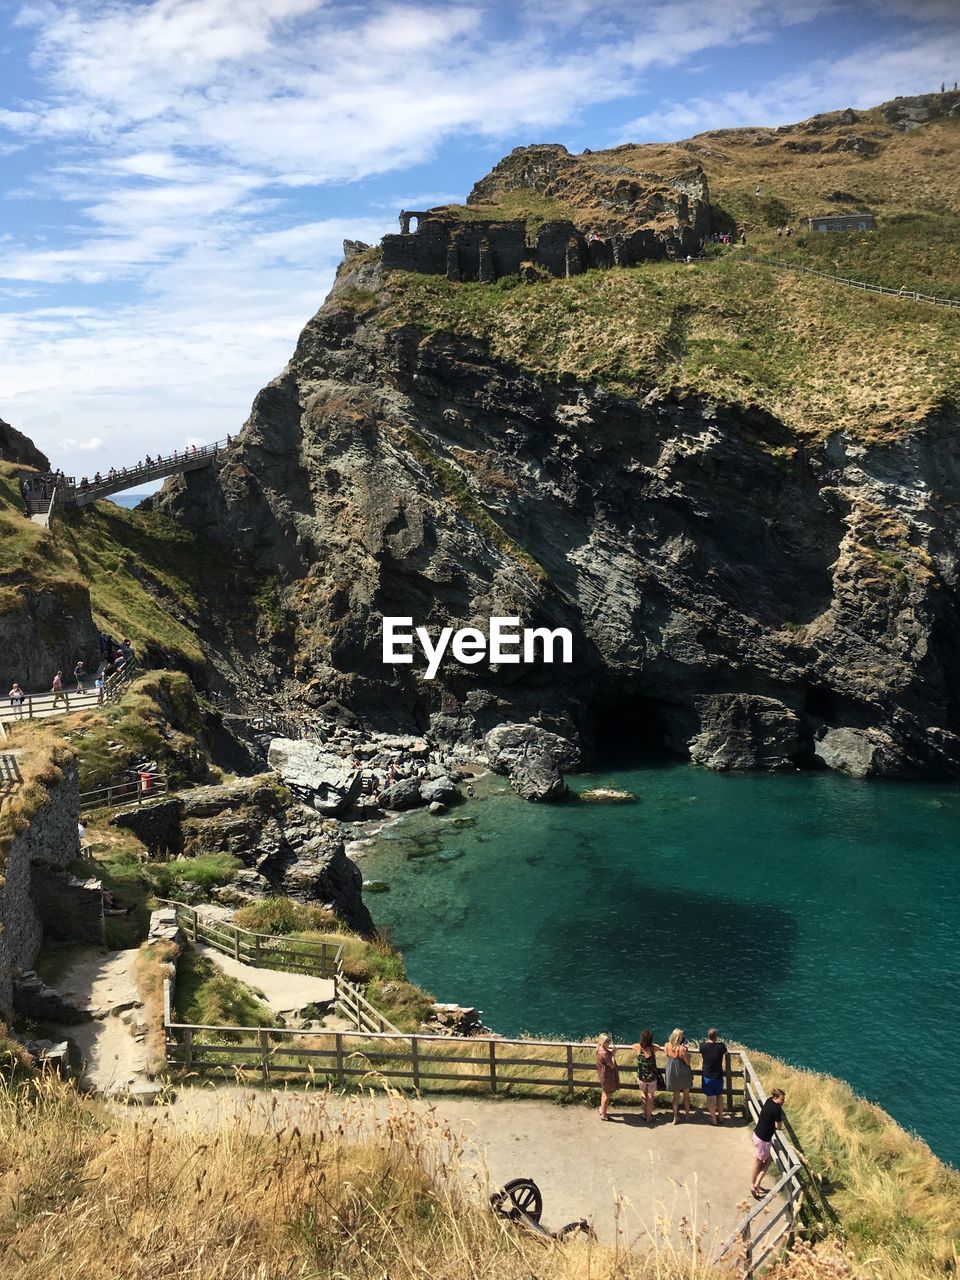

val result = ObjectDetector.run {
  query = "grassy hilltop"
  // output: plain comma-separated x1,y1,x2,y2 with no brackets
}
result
372,94,960,441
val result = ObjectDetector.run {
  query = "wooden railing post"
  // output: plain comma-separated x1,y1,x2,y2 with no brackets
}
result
566,1043,575,1096
253,934,261,966
411,1035,420,1091
259,1029,271,1083
191,907,198,943
726,1051,734,1115
233,926,241,961
488,1039,497,1094
335,1032,345,1086
183,1027,194,1070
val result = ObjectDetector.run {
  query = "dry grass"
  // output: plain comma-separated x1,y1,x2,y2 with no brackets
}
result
0,1074,878,1280
750,1052,960,1278
134,939,179,1071
0,726,74,873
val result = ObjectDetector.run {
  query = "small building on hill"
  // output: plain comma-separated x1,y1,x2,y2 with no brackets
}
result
807,213,875,233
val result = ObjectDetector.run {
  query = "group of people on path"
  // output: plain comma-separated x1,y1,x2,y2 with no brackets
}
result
595,1029,786,1198
77,436,232,491
7,638,134,717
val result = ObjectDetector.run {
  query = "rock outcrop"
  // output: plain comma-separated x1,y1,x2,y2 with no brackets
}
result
267,738,363,815
148,132,960,784
485,723,577,801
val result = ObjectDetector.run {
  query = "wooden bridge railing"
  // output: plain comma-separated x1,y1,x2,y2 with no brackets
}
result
79,773,168,813
0,659,135,724
715,1053,806,1276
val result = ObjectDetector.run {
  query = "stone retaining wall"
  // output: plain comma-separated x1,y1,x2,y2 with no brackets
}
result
0,759,86,1018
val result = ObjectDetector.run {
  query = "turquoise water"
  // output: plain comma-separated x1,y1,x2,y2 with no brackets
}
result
364,761,960,1165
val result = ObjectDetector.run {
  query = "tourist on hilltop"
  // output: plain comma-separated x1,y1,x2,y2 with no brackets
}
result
630,1028,662,1123
120,638,135,666
73,660,86,693
699,1028,728,1125
95,673,105,705
595,1033,620,1120
751,1088,785,1199
664,1028,694,1123
51,670,66,707
8,681,24,718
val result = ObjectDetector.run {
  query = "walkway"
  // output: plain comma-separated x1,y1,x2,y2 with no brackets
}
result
64,436,235,508
161,1086,769,1253
0,661,134,724
194,941,336,1018
47,947,152,1095
742,252,960,309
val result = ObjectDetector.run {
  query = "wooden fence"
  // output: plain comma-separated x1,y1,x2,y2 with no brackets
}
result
79,773,169,813
715,1054,806,1276
0,660,135,724
157,899,343,979
743,253,960,309
161,977,745,1104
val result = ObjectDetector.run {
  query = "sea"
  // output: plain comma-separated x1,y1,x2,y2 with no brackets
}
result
362,757,960,1166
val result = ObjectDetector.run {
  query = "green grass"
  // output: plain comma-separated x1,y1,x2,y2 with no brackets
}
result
174,946,277,1030
234,897,340,935
751,1050,960,1278
382,254,960,440
72,825,155,948
73,670,210,790
437,188,576,234
148,853,242,895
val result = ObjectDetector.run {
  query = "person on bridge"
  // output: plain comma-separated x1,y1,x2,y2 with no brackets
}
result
595,1033,620,1120
51,670,66,707
8,682,24,718
751,1088,785,1199
73,660,86,693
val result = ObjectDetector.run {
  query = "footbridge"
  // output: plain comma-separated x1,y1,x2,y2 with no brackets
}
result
64,436,234,509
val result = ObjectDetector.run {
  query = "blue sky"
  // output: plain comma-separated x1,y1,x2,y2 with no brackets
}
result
1,0,959,481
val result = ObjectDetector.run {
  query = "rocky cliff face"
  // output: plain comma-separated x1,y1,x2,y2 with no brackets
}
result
153,241,960,782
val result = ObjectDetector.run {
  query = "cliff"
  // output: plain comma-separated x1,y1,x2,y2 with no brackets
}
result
9,93,960,781
146,102,960,782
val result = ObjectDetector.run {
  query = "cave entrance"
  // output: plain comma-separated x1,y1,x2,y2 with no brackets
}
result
590,694,681,769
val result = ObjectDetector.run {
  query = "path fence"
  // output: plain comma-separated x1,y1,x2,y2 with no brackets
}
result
63,437,234,508
743,253,960,309
715,1055,805,1276
79,773,169,813
158,900,400,1035
0,660,135,724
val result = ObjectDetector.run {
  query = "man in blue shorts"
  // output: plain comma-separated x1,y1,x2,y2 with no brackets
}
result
699,1027,727,1125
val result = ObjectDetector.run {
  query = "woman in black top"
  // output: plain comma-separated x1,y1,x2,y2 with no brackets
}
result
751,1088,785,1198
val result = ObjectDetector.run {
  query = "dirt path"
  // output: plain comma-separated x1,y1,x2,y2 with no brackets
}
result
194,942,336,1016
162,1085,766,1253
48,948,151,1095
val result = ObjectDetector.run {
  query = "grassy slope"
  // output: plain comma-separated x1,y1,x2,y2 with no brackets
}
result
381,107,960,442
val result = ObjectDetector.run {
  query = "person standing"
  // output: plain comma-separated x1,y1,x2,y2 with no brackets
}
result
664,1028,694,1123
8,682,24,718
73,660,86,693
699,1028,728,1124
51,670,66,707
595,1034,620,1120
751,1088,786,1199
631,1028,662,1123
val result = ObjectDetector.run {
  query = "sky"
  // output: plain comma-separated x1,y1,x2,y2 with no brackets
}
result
1,0,959,485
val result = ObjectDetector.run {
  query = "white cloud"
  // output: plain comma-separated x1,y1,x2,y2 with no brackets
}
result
60,434,103,451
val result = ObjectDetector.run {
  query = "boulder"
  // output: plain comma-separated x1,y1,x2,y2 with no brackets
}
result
267,738,362,815
511,752,568,801
814,727,880,778
378,778,423,810
420,774,461,805
687,694,803,771
485,723,580,774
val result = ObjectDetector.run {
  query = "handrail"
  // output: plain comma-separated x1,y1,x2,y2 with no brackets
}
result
156,899,344,981
0,659,135,724
740,252,960,309
65,436,235,507
715,1051,806,1275
79,773,168,813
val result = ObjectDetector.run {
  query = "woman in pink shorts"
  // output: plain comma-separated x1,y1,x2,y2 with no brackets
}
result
751,1088,785,1198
